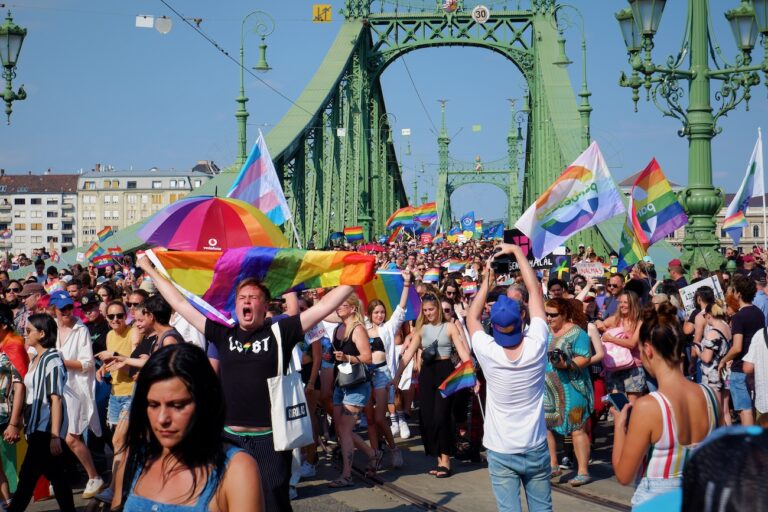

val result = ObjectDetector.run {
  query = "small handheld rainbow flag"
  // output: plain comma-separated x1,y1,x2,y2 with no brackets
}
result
462,281,478,295
386,225,403,244
92,254,114,269
432,233,444,244
44,280,64,294
439,360,476,398
423,268,440,283
97,226,114,243
356,270,421,322
84,242,105,260
344,226,364,242
474,220,483,236
441,259,469,273
109,247,124,258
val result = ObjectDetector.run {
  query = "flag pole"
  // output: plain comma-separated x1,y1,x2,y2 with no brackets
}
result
761,127,767,251
289,218,303,249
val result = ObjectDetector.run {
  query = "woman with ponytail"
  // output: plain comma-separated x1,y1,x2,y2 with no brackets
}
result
699,302,731,393
611,303,721,507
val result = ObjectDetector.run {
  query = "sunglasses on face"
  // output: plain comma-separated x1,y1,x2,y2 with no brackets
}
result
607,284,619,289
107,313,125,321
4,288,21,293
126,302,142,308
445,290,456,295
545,312,560,318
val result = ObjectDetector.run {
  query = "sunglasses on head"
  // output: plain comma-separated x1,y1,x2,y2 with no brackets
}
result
107,313,125,320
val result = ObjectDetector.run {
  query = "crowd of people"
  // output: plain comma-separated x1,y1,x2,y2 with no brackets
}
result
0,238,766,511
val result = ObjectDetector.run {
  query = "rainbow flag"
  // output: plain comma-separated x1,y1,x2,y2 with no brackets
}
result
724,129,764,245
344,226,364,242
442,259,468,273
386,206,415,229
148,247,376,326
50,251,60,263
84,242,105,260
461,281,477,295
356,270,421,322
386,225,404,244
413,202,438,224
423,268,440,283
97,226,113,243
228,130,292,225
432,232,444,244
474,220,483,236
439,360,476,398
515,142,626,259
92,254,114,269
109,246,124,258
44,280,64,294
617,159,687,269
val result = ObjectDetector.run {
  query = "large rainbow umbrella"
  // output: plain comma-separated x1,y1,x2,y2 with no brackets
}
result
137,196,288,251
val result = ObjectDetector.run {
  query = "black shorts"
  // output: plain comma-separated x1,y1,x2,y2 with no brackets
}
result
301,362,321,390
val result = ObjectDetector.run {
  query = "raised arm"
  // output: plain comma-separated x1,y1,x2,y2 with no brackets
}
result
300,285,354,332
466,261,492,339
398,269,413,310
137,255,207,334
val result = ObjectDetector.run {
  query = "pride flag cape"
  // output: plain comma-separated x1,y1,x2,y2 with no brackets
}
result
228,130,292,226
617,159,687,270
355,270,421,322
84,242,104,260
344,226,364,242
439,360,476,398
97,226,113,243
148,247,376,327
724,128,764,245
423,268,440,283
515,142,626,259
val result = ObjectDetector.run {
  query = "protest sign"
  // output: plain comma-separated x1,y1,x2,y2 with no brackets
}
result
679,277,725,317
575,261,605,278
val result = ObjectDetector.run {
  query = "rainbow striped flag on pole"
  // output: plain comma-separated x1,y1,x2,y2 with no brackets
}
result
617,159,688,270
515,142,626,259
386,206,415,230
97,226,113,243
724,129,764,246
439,360,476,398
344,226,364,242
386,225,404,244
356,270,421,322
228,130,292,226
84,242,105,260
423,268,440,283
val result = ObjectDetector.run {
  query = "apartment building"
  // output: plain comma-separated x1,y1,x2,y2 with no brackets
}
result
77,162,219,245
0,170,79,256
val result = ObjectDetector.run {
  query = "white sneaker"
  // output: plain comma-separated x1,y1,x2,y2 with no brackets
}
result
390,419,400,436
83,476,105,499
399,419,411,439
299,461,316,478
289,486,298,500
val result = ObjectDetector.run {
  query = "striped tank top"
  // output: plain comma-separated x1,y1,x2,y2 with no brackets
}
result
640,384,718,480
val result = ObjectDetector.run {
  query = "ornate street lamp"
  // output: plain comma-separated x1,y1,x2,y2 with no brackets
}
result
235,11,275,166
0,11,27,124
617,0,768,272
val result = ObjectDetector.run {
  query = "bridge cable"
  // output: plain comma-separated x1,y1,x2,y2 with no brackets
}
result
400,57,439,135
157,0,313,116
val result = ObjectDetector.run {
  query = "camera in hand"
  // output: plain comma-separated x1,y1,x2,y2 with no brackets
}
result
548,348,565,364
491,255,516,274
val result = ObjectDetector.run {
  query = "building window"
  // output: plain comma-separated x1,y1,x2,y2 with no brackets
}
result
83,195,96,205
104,196,112,204
127,195,137,204
112,195,119,204
141,195,148,204
151,194,163,205
13,198,24,205
46,211,58,218
47,198,59,205
63,236,73,243
46,223,58,230
103,180,111,189
112,210,119,219
46,236,59,243
30,223,42,231
30,198,41,205
62,224,72,230
152,180,162,189
14,223,25,231
754,225,760,238
30,236,42,244
14,236,25,243
13,211,25,218
111,180,119,189
128,210,136,220
84,181,95,190
194,180,202,188
30,211,41,218
104,211,112,220
169,180,177,188
127,181,137,189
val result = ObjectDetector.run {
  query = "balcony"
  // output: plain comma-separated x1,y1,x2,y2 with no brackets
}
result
0,214,10,223
61,241,74,248
0,240,11,249
0,203,10,212
61,228,74,236
62,214,74,223
61,202,75,210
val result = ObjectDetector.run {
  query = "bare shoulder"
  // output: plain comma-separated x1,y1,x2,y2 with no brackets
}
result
223,452,261,483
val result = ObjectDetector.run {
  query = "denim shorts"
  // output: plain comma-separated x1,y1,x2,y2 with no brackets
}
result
107,394,132,426
333,380,371,408
631,476,681,508
369,365,392,390
605,366,647,394
729,371,753,411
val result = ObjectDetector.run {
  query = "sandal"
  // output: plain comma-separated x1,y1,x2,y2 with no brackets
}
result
434,466,452,478
550,467,562,479
365,449,384,477
568,474,592,487
327,476,354,488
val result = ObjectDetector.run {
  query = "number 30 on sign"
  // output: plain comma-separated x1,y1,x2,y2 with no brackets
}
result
472,5,490,24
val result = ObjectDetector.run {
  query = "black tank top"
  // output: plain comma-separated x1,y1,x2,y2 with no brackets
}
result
333,324,361,365
369,336,385,353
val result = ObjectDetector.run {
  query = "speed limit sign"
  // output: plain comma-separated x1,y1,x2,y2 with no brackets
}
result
472,5,490,23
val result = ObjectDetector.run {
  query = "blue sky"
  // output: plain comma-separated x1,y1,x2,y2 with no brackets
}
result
1,0,764,222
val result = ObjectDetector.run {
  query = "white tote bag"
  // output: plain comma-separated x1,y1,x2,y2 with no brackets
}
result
267,323,314,451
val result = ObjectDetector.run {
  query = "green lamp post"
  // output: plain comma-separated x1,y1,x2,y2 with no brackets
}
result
0,11,27,124
616,0,768,272
235,11,275,166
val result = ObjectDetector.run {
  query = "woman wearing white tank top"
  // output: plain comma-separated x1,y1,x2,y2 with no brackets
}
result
611,303,721,508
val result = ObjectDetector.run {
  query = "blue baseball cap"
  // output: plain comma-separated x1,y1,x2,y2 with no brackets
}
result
49,290,74,310
489,296,523,348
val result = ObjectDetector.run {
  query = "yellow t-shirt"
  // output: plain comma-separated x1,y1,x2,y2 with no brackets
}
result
107,326,134,397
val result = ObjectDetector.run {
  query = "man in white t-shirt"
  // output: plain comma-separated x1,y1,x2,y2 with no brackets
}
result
467,243,551,512
744,327,768,416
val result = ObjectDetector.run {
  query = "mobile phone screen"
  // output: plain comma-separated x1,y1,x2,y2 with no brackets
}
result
608,392,630,411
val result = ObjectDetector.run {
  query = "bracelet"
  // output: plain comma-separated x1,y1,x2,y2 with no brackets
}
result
403,282,410,287
8,423,19,429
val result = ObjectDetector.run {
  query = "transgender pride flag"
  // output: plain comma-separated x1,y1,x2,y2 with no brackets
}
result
724,129,764,245
228,130,292,226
